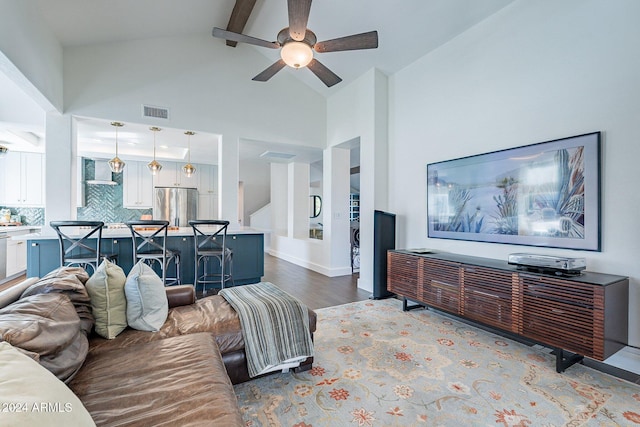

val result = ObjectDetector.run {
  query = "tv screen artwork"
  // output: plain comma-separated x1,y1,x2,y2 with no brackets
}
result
427,132,601,251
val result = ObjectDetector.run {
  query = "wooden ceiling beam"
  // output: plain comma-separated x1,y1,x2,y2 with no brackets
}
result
225,0,258,47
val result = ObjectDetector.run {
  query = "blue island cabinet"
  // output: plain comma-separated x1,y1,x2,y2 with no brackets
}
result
26,232,265,290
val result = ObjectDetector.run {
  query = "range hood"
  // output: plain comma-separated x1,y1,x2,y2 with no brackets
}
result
86,160,118,185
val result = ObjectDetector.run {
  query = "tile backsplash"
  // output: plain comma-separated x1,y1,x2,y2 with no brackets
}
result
0,207,45,226
77,159,151,223
1,159,151,226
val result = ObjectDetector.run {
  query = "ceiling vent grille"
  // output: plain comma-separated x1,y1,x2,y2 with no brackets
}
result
142,104,170,120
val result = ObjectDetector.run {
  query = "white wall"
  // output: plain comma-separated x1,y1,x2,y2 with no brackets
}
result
60,34,326,229
389,0,640,345
327,69,389,292
240,155,271,226
63,35,326,148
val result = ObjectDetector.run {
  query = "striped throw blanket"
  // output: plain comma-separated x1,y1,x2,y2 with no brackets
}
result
219,282,314,378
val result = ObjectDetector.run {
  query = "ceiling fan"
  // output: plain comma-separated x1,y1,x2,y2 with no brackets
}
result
212,0,378,87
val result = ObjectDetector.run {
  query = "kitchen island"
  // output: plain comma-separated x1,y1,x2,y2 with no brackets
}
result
16,227,264,289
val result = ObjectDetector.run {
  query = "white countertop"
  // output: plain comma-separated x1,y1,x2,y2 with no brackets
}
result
0,225,42,235
11,226,263,241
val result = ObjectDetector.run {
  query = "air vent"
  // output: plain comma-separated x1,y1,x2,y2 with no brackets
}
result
142,104,170,120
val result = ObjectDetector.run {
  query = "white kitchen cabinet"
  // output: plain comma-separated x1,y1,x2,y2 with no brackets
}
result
0,151,45,207
4,228,33,278
197,164,218,194
6,237,27,277
153,161,198,188
197,193,218,219
123,161,153,208
196,164,217,219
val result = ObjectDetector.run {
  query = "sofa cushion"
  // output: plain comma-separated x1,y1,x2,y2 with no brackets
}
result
88,294,317,357
124,261,168,331
0,341,95,426
21,266,94,335
87,294,243,355
86,259,127,339
69,332,243,426
0,293,88,383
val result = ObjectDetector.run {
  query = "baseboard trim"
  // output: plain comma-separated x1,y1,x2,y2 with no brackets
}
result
267,249,352,277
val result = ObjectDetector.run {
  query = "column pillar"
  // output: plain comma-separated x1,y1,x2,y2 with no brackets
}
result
270,163,288,236
288,162,310,239
323,146,351,269
218,134,239,228
44,112,77,232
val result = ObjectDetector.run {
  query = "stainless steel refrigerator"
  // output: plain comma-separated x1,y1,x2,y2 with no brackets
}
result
153,187,198,227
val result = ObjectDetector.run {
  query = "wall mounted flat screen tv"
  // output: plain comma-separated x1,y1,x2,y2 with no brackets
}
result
427,132,601,251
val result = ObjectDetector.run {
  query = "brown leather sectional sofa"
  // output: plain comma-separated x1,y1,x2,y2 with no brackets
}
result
0,272,317,426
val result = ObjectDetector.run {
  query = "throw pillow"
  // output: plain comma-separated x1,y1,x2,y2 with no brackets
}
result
124,261,169,331
85,259,127,339
0,341,96,426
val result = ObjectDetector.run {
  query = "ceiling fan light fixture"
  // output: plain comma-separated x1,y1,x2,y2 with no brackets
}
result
281,41,313,68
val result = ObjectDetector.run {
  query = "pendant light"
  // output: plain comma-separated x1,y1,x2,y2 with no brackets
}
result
182,131,196,177
108,121,126,173
147,126,163,175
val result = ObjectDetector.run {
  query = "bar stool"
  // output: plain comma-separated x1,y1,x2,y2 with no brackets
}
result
125,220,181,286
189,220,234,295
50,220,118,275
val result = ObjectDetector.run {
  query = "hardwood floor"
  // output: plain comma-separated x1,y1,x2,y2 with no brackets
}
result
0,274,28,291
197,254,371,310
261,254,371,310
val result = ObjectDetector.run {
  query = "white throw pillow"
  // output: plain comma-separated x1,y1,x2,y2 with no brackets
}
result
85,259,127,339
0,341,96,426
124,261,168,331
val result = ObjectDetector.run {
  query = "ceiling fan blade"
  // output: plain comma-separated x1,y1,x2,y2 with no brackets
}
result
212,27,280,49
225,0,257,47
314,31,378,53
252,59,287,82
307,58,342,87
288,0,312,41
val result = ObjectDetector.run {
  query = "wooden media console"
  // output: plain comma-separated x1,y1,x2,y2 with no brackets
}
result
387,250,629,372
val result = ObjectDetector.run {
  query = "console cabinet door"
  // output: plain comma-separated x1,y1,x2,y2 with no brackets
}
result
421,258,461,314
519,274,598,358
387,252,420,301
462,266,517,332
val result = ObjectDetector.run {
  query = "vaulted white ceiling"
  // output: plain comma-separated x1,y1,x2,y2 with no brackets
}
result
1,0,515,163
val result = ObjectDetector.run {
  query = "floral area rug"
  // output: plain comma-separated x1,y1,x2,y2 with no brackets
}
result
234,298,640,426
